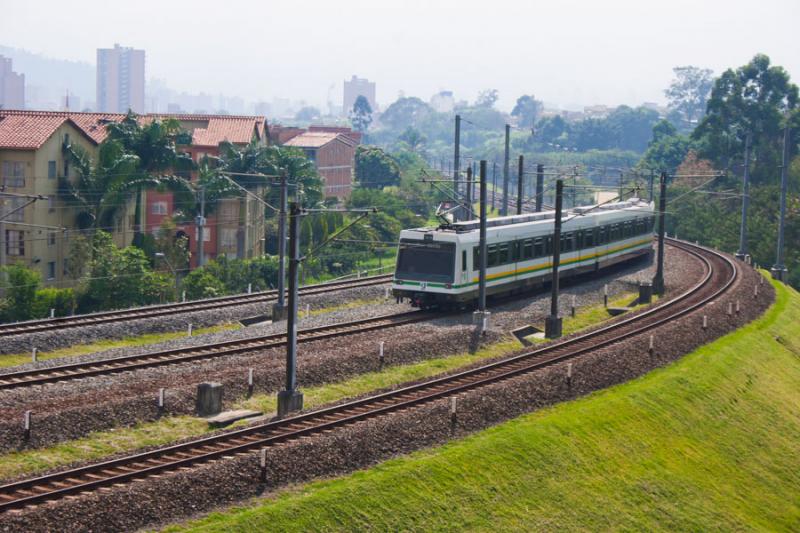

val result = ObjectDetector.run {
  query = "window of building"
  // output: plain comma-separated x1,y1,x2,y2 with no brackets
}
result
48,161,57,179
220,228,237,249
47,261,56,280
151,201,168,215
194,227,211,242
2,197,26,222
48,231,57,246
5,230,24,256
1,161,25,187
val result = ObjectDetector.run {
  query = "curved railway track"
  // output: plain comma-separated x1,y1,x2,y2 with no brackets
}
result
0,239,738,513
0,309,434,391
0,274,393,338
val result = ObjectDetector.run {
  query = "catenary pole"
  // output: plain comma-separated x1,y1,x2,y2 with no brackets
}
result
535,163,544,212
652,172,667,295
502,124,510,216
771,126,790,281
492,161,497,208
465,166,473,221
196,186,206,268
517,155,524,215
545,179,564,338
453,114,461,221
277,202,304,416
736,133,752,260
274,169,289,317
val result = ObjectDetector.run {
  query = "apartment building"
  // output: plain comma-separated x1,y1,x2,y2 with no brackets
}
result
140,114,270,268
97,44,146,113
0,110,134,285
343,75,376,115
0,56,25,110
284,131,357,198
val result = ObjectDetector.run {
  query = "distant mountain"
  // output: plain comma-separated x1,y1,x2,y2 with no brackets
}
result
0,45,95,108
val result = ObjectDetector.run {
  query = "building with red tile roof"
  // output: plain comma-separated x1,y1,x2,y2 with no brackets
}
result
284,130,357,198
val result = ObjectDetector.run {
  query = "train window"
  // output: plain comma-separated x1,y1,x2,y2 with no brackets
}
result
488,244,498,267
563,232,574,252
533,237,544,258
584,229,594,248
462,250,467,271
598,226,606,245
522,239,533,260
498,243,510,264
545,236,553,255
473,247,479,269
511,241,520,262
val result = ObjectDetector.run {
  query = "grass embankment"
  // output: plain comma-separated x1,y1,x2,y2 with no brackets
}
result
0,324,241,368
168,277,800,532
0,293,633,481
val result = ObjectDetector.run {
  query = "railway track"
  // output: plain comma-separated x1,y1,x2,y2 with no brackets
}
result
0,274,393,338
0,239,738,513
0,310,434,391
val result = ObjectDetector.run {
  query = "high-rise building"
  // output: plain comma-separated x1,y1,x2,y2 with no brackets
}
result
0,56,25,110
343,75,376,115
96,44,145,113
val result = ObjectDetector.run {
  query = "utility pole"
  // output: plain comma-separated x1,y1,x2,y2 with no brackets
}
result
648,170,655,202
472,161,477,203
652,172,667,295
771,126,790,282
618,171,624,201
502,124,510,216
196,186,206,268
277,202,304,417
272,169,289,320
475,160,490,334
465,166,473,221
735,133,752,261
545,179,564,339
517,155,524,215
535,164,544,212
453,114,461,221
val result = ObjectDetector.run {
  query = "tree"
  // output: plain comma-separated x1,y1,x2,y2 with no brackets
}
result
154,217,190,274
398,127,427,153
79,231,172,311
693,54,799,183
536,115,569,146
0,263,40,321
380,97,433,130
350,95,373,134
475,89,499,108
665,66,715,124
511,95,543,129
294,106,321,122
58,140,140,229
354,146,401,189
104,112,195,245
638,120,691,173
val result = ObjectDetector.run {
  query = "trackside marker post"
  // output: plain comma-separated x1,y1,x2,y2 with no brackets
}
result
379,341,385,370
31,347,37,363
187,323,193,337
23,410,31,441
450,396,457,434
566,363,573,388
702,315,708,330
248,368,254,397
648,335,654,356
260,448,267,482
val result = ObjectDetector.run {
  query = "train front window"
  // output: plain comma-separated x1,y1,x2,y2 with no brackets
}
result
396,240,455,283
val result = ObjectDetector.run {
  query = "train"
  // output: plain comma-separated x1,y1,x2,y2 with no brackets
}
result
391,197,655,309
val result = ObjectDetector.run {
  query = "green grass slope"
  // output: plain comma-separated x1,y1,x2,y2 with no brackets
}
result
169,279,800,532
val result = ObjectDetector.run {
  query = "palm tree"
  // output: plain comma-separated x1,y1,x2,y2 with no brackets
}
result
104,112,195,244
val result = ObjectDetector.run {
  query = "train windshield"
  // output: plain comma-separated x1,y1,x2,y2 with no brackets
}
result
395,239,455,283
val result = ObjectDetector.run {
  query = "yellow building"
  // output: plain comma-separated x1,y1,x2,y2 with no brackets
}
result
0,111,136,286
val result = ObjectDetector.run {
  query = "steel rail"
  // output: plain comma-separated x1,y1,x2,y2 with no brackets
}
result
0,240,738,512
0,274,393,338
0,310,433,391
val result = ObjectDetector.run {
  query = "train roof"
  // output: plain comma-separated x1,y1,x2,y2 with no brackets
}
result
410,198,652,235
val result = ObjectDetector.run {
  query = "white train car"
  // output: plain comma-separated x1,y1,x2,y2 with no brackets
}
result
392,198,655,308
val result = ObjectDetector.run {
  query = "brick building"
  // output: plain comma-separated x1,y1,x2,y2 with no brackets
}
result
284,131,357,198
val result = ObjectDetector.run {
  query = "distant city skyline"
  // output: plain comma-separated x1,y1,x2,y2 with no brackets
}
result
2,0,798,114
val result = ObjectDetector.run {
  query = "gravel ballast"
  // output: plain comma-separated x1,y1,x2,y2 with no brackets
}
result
0,248,697,453
0,253,774,533
0,281,390,356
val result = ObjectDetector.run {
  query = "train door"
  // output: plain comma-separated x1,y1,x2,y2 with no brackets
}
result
459,247,469,286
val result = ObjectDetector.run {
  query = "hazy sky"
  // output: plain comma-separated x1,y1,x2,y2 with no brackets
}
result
2,0,798,111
